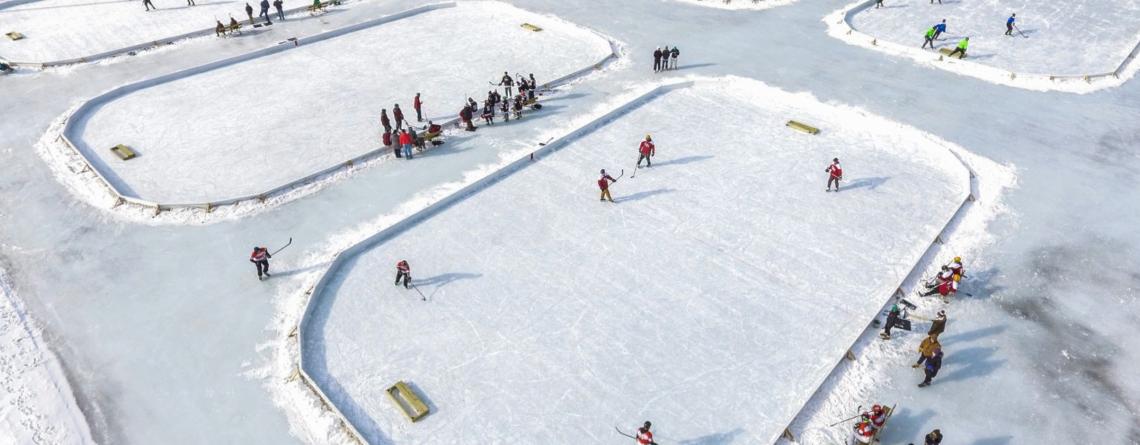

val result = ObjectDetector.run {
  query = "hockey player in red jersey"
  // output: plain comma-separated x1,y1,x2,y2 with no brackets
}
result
636,135,655,168
598,169,618,202
250,246,271,281
636,421,657,445
395,260,411,289
826,157,843,192
921,274,960,299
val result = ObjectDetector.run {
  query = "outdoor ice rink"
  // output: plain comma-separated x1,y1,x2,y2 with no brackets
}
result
302,79,970,444
68,1,613,203
849,0,1140,75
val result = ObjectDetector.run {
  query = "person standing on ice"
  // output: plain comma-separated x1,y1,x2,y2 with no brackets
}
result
273,0,284,21
399,129,413,159
636,421,656,445
187,0,195,7
1005,13,1016,36
918,347,943,387
925,429,943,444
413,93,424,122
393,104,405,130
947,37,968,59
380,109,392,134
143,0,156,11
636,134,655,168
384,129,399,158
913,334,940,368
661,46,671,71
598,169,617,203
825,158,843,192
250,246,272,281
653,47,662,72
395,260,411,289
922,27,937,49
875,0,882,8
932,19,947,40
258,0,272,24
499,72,514,97
669,46,679,70
244,3,255,25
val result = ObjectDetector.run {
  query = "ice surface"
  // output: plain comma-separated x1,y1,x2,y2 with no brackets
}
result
303,79,969,444
849,0,1140,75
72,1,613,203
0,0,266,63
671,0,795,11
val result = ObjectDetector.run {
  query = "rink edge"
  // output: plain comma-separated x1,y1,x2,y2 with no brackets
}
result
47,2,621,224
824,0,1140,94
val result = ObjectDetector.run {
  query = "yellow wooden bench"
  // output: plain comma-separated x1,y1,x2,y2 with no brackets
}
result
110,144,137,160
6,32,25,41
386,381,429,422
520,23,542,32
786,120,820,135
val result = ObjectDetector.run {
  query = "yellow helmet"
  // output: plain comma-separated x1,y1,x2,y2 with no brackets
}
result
953,256,961,263
953,274,961,282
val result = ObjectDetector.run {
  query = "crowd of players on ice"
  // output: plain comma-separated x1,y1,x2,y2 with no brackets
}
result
237,40,976,445
873,0,1029,59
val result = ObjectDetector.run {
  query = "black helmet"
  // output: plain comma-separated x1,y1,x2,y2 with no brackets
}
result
643,421,651,428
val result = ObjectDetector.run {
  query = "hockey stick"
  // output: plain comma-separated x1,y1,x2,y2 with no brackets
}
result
411,282,426,301
1014,24,1028,39
537,137,554,146
613,169,624,182
271,237,293,256
827,405,863,427
614,426,636,439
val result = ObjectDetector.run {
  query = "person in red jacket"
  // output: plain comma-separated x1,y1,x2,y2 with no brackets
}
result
826,157,843,192
392,104,405,130
399,129,413,160
921,274,959,298
636,421,656,445
852,416,875,444
395,260,411,289
413,93,424,122
379,108,391,134
637,134,655,168
249,246,271,281
598,169,617,202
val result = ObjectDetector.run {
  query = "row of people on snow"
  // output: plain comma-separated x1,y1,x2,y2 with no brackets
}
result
652,46,680,72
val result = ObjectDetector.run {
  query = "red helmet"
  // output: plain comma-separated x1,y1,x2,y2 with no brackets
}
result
872,404,883,413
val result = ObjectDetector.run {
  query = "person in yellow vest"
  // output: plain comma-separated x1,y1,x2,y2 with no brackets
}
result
947,37,969,58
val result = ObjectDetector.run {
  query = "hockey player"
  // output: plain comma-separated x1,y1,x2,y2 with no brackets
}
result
933,19,947,40
947,37,968,59
925,429,943,445
869,404,887,429
922,27,936,49
911,310,947,339
918,347,943,387
851,414,876,444
924,265,954,289
636,421,656,445
825,158,843,192
598,169,617,203
880,304,902,339
499,71,514,97
413,93,424,122
393,104,405,130
380,109,392,134
920,274,959,299
946,256,965,278
395,260,411,289
250,246,271,280
913,334,941,368
637,135,655,168
1005,13,1016,36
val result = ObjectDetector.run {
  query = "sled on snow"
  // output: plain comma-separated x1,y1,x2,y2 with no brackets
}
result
938,47,965,59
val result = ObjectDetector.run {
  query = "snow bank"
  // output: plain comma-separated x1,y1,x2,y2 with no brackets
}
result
826,0,1140,93
0,269,94,445
292,76,973,444
670,0,795,11
39,1,620,225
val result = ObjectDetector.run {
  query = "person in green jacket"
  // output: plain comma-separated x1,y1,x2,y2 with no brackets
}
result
922,27,936,49
947,37,968,58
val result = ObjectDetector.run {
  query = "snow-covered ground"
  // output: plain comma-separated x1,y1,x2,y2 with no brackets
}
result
2,0,1140,443
0,269,93,445
840,0,1140,82
67,1,614,204
302,78,970,444
0,0,268,63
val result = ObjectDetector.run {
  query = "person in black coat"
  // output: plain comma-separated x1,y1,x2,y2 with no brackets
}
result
918,348,943,387
258,0,272,23
653,47,662,72
925,429,943,445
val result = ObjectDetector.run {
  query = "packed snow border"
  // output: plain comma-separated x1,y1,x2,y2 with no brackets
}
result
777,144,1017,444
825,0,1140,94
269,75,981,445
0,268,95,445
670,0,795,11
36,2,622,226
0,0,350,68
